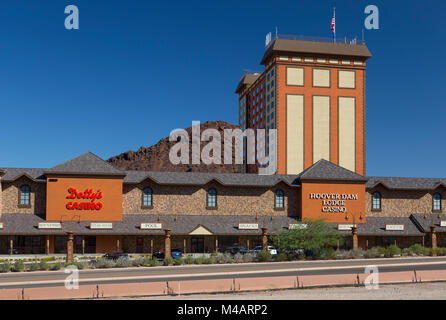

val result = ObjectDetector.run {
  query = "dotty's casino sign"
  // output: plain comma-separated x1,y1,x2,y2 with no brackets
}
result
46,177,123,221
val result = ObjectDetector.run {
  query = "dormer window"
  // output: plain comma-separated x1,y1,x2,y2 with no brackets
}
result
142,187,153,208
433,193,442,212
207,188,217,208
19,185,31,206
275,189,284,209
372,192,381,211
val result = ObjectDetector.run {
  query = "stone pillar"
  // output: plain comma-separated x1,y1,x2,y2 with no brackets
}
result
215,236,218,253
164,229,171,260
116,236,120,252
45,235,50,255
184,238,187,254
431,226,437,256
66,231,74,263
262,227,268,251
352,226,358,250
82,238,85,254
9,238,13,255
150,238,154,255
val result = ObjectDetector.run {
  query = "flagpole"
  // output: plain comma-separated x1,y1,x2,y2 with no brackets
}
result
333,7,336,43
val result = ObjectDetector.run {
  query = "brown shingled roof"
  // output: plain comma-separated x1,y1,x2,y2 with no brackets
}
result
235,73,260,94
260,38,372,65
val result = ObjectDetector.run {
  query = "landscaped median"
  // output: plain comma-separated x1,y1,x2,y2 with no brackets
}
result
0,244,444,273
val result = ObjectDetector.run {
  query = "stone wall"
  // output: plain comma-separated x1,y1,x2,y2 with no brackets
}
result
1,177,46,215
122,180,299,217
366,186,446,217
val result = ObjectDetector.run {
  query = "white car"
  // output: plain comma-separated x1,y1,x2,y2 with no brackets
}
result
251,245,277,255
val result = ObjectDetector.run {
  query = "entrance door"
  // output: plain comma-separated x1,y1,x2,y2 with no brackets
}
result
136,237,144,253
74,236,83,254
191,237,204,253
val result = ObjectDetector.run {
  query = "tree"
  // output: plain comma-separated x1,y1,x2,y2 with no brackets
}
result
270,219,344,253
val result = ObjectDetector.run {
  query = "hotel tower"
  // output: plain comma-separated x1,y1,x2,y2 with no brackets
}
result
236,35,372,175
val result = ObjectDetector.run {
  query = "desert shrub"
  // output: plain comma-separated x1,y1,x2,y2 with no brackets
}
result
0,262,11,273
287,252,305,261
258,250,272,262
193,256,205,265
408,244,425,256
116,258,132,268
149,257,159,267
96,258,116,269
29,261,39,271
173,258,184,266
184,255,194,265
39,260,50,271
75,261,89,269
163,256,174,266
242,253,256,263
365,247,381,258
233,253,244,263
13,260,25,272
348,248,365,259
275,253,288,262
334,249,350,260
384,245,401,257
215,253,232,264
51,262,62,271
132,257,144,267
423,247,432,256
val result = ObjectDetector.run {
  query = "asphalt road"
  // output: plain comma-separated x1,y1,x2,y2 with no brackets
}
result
1,256,446,289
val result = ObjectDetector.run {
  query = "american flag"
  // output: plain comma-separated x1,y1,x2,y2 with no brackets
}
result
330,8,336,41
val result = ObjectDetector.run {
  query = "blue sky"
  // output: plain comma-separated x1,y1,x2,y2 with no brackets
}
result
0,0,445,177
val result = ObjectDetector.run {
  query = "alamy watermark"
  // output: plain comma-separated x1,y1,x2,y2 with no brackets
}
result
64,265,79,290
168,121,277,175
364,265,379,289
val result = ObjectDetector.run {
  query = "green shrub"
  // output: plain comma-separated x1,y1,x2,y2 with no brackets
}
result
193,256,205,265
163,257,173,266
275,252,288,262
13,260,25,272
0,262,11,273
203,257,214,264
184,255,194,265
408,244,425,256
51,262,62,271
437,247,446,256
385,245,401,257
39,260,50,271
41,257,55,262
287,252,305,261
29,261,39,271
174,258,184,266
334,249,350,260
423,247,432,256
258,250,272,262
348,248,365,259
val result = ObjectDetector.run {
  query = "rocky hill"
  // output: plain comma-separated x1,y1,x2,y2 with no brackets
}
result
107,121,243,173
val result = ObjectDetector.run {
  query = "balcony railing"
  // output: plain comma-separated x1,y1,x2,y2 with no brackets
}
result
267,34,365,48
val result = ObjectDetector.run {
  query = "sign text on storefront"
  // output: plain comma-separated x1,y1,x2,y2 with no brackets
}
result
309,193,358,213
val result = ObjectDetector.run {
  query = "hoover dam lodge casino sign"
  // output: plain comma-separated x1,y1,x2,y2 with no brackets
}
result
310,193,359,213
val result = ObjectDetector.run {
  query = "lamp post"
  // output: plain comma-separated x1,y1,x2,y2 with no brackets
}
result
424,213,440,256
345,212,363,250
61,215,80,263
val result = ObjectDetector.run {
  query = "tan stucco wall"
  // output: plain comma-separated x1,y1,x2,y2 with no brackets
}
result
286,94,304,174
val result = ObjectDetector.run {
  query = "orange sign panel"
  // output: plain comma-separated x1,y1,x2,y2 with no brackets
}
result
46,177,123,221
301,182,366,223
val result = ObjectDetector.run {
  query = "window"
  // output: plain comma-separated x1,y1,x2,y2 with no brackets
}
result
207,188,217,208
19,185,30,206
275,190,284,209
142,187,152,207
433,193,442,211
372,192,381,210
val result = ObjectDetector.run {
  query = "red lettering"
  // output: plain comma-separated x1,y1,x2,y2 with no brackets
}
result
66,188,77,199
66,202,72,210
95,203,102,210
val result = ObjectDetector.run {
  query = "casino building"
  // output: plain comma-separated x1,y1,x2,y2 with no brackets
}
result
0,35,445,255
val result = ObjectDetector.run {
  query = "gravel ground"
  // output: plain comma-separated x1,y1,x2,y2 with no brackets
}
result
123,282,446,300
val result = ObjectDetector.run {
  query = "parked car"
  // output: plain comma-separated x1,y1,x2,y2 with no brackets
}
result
152,249,183,259
102,252,129,260
222,246,249,255
250,246,277,255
